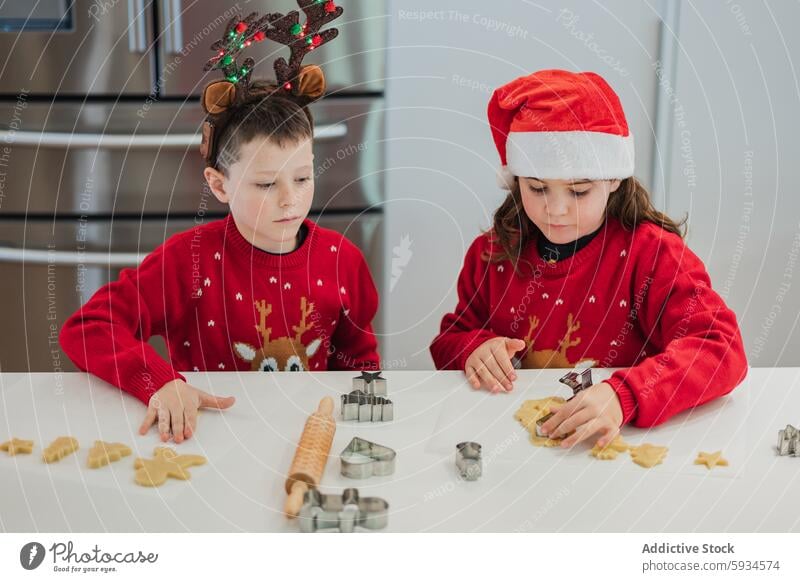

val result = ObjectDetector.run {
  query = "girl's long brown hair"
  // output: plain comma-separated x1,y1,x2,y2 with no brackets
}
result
486,177,687,271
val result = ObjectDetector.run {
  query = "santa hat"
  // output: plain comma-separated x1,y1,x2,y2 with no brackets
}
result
488,69,634,189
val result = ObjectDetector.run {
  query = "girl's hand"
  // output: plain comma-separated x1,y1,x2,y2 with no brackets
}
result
139,379,236,443
465,337,527,393
538,382,623,448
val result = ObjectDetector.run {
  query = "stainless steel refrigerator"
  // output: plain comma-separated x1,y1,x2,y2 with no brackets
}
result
0,0,387,372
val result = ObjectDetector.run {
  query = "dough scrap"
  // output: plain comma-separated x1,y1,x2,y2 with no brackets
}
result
590,436,631,460
694,450,728,470
1,438,34,455
87,441,132,469
42,437,79,463
133,447,206,487
630,443,668,468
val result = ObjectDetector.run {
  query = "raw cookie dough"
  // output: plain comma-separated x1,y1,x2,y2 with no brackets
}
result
1,438,34,455
590,435,631,460
42,437,79,463
134,447,206,487
694,450,728,470
87,441,132,469
515,398,568,446
630,443,668,468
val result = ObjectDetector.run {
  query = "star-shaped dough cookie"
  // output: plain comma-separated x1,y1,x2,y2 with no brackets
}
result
134,447,206,487
0,438,34,455
590,435,631,460
694,450,728,470
87,441,132,469
630,444,668,468
42,437,79,463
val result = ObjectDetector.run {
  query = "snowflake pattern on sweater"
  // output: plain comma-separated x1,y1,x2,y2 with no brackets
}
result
430,218,748,427
60,215,380,404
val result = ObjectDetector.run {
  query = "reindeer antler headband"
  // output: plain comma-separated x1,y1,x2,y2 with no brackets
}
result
199,0,344,168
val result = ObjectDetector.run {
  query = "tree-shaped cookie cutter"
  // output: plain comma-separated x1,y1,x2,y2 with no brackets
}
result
535,365,594,437
341,371,392,421
778,424,799,456
340,437,396,479
298,488,389,533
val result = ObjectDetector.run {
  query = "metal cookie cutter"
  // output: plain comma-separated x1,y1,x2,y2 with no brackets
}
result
353,371,387,396
456,442,482,481
778,424,799,456
535,365,594,437
341,390,394,422
340,437,396,479
298,488,389,533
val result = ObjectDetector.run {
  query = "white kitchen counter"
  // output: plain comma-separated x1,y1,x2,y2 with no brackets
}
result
0,368,798,532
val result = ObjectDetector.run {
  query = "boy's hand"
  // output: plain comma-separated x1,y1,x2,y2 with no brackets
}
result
465,337,527,393
139,379,236,443
538,382,623,448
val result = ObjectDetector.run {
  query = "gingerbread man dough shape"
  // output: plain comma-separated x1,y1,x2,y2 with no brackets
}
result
133,447,206,487
1,438,34,455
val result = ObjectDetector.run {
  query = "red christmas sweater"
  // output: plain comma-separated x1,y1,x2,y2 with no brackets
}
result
430,218,748,427
60,214,381,404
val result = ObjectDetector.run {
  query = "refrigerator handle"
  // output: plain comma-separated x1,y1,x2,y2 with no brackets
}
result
128,0,147,54
161,0,184,55
0,124,347,149
0,247,146,268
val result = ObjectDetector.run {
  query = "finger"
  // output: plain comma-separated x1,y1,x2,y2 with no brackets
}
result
539,399,578,435
157,408,171,442
549,407,594,439
491,344,517,384
474,362,501,393
171,406,185,444
595,425,620,449
560,419,603,448
184,407,198,439
481,355,511,392
139,406,158,435
198,391,236,410
465,366,481,390
505,338,527,358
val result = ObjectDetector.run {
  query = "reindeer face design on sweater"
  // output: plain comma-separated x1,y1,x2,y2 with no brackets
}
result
521,313,596,369
233,297,322,372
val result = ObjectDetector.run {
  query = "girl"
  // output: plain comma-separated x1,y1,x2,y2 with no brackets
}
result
430,69,747,449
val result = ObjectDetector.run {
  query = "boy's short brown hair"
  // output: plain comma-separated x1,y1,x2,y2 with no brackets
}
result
214,80,314,174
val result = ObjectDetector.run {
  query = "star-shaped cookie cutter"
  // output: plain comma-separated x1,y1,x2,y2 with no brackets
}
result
298,488,389,533
340,437,396,479
535,365,593,437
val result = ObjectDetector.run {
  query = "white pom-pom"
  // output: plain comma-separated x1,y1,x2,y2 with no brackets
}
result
496,165,516,190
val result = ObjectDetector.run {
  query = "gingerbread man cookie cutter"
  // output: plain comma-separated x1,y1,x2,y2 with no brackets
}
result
298,488,389,533
535,365,594,437
340,437,396,479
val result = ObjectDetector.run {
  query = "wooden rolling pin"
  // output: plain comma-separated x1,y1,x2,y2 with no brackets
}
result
284,396,336,518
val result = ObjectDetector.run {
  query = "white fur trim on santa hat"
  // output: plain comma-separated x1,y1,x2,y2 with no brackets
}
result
506,130,634,181
496,165,516,190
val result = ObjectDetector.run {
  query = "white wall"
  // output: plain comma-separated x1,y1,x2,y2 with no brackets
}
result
664,1,800,366
381,0,663,369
